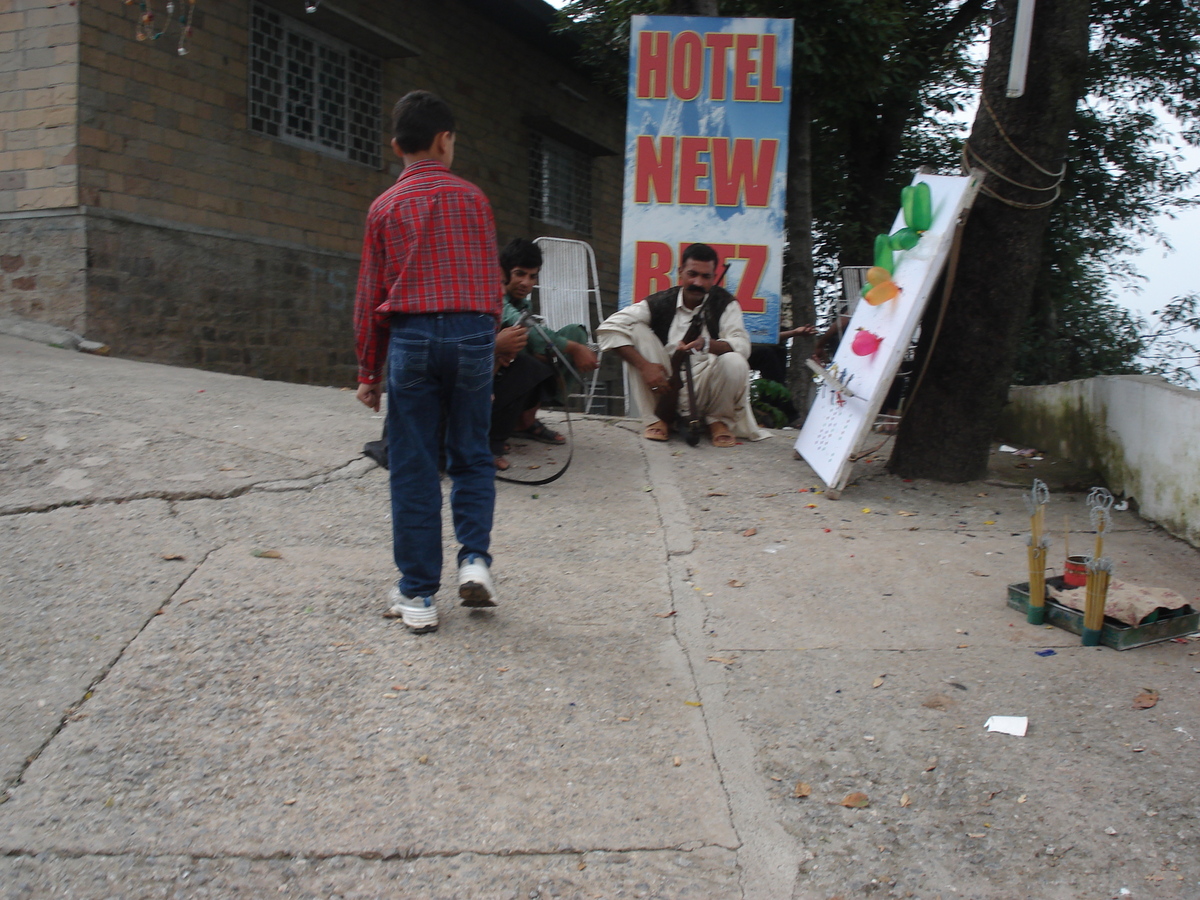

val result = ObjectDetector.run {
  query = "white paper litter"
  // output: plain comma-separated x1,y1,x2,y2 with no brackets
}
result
985,715,1028,736
998,445,1017,453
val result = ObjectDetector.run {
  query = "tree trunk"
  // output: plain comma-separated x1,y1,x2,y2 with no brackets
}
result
786,91,816,416
889,0,1090,481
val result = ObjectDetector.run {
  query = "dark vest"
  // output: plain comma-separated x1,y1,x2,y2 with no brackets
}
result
646,286,735,347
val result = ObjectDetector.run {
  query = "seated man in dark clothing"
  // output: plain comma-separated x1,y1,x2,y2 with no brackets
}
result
490,239,598,470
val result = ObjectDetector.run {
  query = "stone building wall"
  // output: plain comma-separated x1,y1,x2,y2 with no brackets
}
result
85,212,358,384
38,0,625,387
0,0,80,214
0,0,84,328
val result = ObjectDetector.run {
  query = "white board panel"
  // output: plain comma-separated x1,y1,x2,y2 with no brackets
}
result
795,172,980,490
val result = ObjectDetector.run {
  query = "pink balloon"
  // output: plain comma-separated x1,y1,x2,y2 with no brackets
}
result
851,329,884,356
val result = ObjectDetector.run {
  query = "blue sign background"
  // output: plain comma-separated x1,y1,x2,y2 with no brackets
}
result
619,15,793,343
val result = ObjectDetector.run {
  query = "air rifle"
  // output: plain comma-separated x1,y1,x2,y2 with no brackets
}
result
657,261,732,446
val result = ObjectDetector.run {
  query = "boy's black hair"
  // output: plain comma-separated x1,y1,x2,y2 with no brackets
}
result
679,243,719,267
391,90,456,154
499,238,543,280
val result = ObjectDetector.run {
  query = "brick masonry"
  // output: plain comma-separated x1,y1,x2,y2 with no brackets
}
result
85,214,359,385
0,213,88,330
3,0,626,390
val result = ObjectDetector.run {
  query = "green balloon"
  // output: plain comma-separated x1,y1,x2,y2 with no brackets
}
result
903,181,932,231
889,227,920,251
874,233,893,272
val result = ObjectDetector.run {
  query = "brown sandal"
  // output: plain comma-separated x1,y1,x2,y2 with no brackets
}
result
709,423,736,448
643,421,670,442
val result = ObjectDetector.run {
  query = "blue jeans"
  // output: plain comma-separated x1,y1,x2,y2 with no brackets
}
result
386,313,496,598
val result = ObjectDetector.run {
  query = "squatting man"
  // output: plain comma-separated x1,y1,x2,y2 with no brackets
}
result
597,242,769,447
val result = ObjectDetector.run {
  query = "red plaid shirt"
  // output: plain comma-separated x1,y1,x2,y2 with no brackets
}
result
354,159,501,384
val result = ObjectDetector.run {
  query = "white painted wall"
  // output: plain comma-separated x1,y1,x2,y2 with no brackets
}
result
1003,376,1200,548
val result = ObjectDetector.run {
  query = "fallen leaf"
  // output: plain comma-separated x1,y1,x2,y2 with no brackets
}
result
528,464,541,470
900,793,911,807
793,782,812,798
653,610,677,618
841,792,870,808
707,656,737,665
617,717,631,722
1017,794,1027,803
976,492,989,497
14,435,28,441
924,757,938,772
727,579,746,588
872,676,885,688
707,491,728,496
673,756,682,766
160,553,186,561
805,503,818,509
417,755,429,764
983,520,996,525
252,549,283,559
770,775,783,782
967,833,985,838
861,508,871,514
957,644,970,649
684,701,702,707
1133,690,1159,709
759,493,778,498
897,510,916,516
495,667,509,673
742,527,757,537
391,684,408,691
578,861,586,871
283,798,297,805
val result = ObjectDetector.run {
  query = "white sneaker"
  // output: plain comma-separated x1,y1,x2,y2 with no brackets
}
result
383,586,439,633
457,555,497,608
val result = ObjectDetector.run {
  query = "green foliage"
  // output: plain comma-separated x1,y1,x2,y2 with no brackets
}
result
555,0,1200,385
1139,293,1200,386
750,377,792,428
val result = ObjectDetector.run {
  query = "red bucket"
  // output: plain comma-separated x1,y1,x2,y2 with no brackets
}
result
1063,555,1088,587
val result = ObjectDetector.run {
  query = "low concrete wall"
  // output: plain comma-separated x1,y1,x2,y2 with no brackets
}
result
1000,375,1200,548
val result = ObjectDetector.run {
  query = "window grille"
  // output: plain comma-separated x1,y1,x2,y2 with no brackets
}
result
529,133,592,235
249,4,382,168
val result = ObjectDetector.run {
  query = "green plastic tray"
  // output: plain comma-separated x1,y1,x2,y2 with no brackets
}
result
1008,577,1199,650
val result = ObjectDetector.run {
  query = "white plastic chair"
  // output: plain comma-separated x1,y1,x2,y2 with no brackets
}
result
532,236,614,413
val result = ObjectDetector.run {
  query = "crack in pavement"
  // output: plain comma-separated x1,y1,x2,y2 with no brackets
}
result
0,457,378,517
0,547,222,802
0,843,724,862
640,440,802,900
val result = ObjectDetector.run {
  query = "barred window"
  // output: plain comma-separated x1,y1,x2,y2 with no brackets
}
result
249,4,382,168
529,133,592,235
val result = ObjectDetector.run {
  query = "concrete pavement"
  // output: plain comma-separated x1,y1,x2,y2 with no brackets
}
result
2,333,1199,900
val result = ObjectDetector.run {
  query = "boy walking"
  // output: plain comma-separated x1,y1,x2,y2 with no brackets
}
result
354,90,500,633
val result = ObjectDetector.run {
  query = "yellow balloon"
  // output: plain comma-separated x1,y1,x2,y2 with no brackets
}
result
864,280,900,306
866,266,892,287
